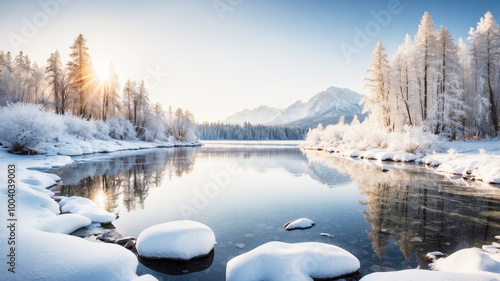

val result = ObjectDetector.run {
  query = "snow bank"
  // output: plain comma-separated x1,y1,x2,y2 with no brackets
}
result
360,269,500,281
0,158,156,281
284,218,315,230
226,241,360,281
59,196,117,223
361,247,500,280
136,220,216,260
432,248,500,274
9,229,141,281
33,213,92,234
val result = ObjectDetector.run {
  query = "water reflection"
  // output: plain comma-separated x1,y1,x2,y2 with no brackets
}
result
48,144,500,279
303,150,500,266
51,148,197,212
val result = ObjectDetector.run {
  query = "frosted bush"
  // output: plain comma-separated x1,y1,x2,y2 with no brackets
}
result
0,103,65,154
388,125,439,154
62,114,95,139
93,120,110,140
306,118,439,155
107,117,136,140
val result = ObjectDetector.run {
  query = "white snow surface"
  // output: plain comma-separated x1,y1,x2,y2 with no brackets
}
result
361,247,500,280
284,218,315,230
136,220,216,260
360,269,500,281
0,142,171,281
226,241,360,281
33,213,92,234
59,196,116,223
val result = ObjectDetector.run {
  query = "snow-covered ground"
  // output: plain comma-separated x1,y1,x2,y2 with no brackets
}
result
303,140,500,184
0,137,200,281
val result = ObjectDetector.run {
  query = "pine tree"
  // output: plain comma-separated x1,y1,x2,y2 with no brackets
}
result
469,12,500,136
67,34,92,117
101,62,120,120
415,12,438,122
363,41,392,129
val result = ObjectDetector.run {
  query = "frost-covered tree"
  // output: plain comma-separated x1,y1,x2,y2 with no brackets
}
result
67,34,93,117
46,50,64,113
122,79,136,122
468,11,500,137
432,26,466,138
101,62,120,120
415,12,438,122
363,41,392,129
390,34,419,128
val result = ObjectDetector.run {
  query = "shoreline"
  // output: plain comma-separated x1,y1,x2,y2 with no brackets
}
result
301,140,500,184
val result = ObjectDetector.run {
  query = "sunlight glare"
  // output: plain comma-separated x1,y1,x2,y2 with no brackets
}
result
94,63,110,81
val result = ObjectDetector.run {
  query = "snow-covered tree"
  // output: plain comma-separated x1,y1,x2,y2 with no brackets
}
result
432,26,466,139
363,41,392,129
415,12,438,122
468,11,500,137
67,34,93,117
101,62,120,120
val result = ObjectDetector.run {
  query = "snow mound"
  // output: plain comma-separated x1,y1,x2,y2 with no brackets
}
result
284,218,315,230
136,220,216,260
226,241,360,281
432,248,500,274
33,213,92,234
6,229,144,281
59,196,116,223
360,269,500,281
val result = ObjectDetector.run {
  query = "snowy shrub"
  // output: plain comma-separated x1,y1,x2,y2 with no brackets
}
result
305,118,439,155
0,103,65,154
93,120,110,140
107,117,136,140
62,114,95,139
388,125,439,154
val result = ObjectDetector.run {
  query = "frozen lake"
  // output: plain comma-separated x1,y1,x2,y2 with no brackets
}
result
48,141,500,280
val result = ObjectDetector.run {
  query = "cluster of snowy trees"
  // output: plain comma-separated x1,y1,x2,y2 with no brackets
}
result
364,12,500,139
197,122,308,140
0,34,197,144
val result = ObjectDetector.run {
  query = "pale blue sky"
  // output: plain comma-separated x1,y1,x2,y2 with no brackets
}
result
1,0,499,121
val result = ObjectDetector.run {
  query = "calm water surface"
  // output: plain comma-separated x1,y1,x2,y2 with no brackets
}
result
48,141,500,280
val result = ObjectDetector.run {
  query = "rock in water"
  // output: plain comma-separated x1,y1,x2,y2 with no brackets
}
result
136,220,216,260
284,218,315,230
226,241,360,281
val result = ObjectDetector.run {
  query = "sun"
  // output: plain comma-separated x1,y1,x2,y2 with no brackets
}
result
94,63,110,81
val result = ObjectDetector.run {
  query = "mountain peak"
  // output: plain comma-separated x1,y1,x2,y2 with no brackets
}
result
224,86,365,127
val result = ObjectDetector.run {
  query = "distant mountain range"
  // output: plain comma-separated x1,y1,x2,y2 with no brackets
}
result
223,87,366,128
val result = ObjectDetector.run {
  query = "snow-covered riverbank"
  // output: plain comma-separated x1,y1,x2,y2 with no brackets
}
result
302,140,500,184
0,138,201,281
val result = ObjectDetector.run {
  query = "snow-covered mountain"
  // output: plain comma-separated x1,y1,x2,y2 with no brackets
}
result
223,87,366,128
224,105,282,125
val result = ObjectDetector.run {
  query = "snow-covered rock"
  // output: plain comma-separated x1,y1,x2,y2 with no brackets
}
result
136,220,216,260
226,241,360,281
33,213,92,234
284,218,315,230
59,196,116,223
432,248,500,274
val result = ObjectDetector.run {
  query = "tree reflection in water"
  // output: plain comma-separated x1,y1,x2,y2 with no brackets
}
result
303,150,500,267
50,148,197,213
